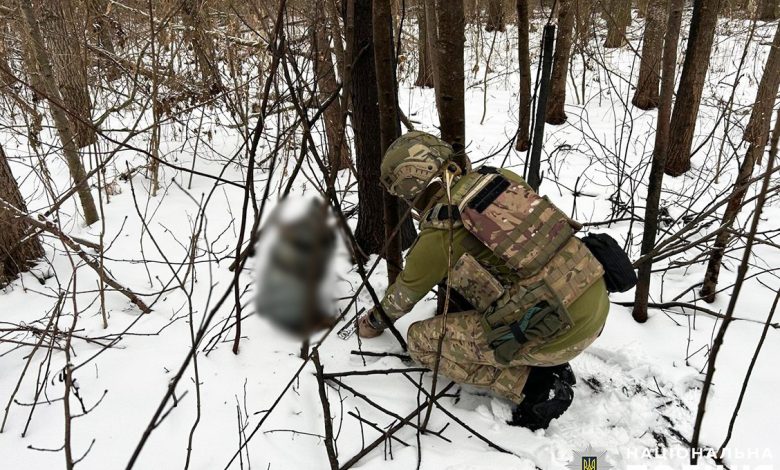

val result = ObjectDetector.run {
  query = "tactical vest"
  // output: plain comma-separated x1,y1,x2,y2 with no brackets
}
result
420,167,604,364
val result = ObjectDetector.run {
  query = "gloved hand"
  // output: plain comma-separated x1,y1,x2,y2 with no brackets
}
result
358,310,384,338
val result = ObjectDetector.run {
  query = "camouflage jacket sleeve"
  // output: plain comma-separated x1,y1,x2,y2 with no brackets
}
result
372,228,471,325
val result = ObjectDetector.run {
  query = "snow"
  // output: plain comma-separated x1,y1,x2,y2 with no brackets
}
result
1,12,779,470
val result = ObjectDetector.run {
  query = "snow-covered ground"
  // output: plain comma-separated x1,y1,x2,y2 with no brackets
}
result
1,14,779,470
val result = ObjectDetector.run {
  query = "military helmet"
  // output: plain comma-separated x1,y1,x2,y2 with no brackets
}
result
380,131,455,200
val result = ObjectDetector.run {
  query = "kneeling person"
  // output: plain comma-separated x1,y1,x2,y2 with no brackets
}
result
358,131,610,429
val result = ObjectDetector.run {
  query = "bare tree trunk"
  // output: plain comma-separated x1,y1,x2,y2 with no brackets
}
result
0,144,44,286
699,24,780,303
664,0,722,176
546,0,574,125
39,0,96,148
632,0,684,323
86,0,116,54
604,0,630,48
314,2,351,171
759,0,778,20
515,0,531,151
414,2,434,87
182,0,223,93
19,0,99,226
632,0,666,110
436,0,467,167
351,0,386,257
424,0,441,94
373,0,404,283
485,0,506,32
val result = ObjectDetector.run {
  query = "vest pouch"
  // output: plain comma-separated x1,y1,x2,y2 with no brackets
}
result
450,253,505,312
482,280,574,364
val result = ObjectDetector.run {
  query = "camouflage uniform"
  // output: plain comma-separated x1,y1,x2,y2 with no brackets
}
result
372,167,610,404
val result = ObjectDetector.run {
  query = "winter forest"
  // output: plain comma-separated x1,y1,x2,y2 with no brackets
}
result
1,0,779,468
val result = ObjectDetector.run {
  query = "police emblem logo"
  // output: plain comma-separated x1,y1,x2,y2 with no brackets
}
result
566,444,612,470
581,456,598,470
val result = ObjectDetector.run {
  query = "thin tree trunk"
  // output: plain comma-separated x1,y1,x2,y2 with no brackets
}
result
632,0,666,110
86,0,116,54
604,0,630,48
414,2,434,87
436,0,467,168
424,0,441,95
546,0,574,125
699,24,780,303
664,0,722,176
0,144,44,286
632,0,684,323
19,0,99,226
182,0,223,93
485,0,506,32
515,0,531,151
314,2,351,171
759,0,778,20
39,0,96,148
373,0,404,283
352,0,385,257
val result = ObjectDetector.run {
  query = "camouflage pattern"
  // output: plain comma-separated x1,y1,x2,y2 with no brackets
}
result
450,253,505,312
380,131,455,200
458,173,579,278
378,282,419,321
407,309,602,404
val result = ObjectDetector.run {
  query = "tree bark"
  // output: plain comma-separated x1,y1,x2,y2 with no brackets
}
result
632,0,666,110
759,0,778,20
0,144,44,286
546,0,574,125
485,0,506,32
351,0,415,258
436,0,467,169
632,0,684,323
515,0,531,151
19,0,99,226
86,0,116,54
423,0,441,93
664,0,722,176
313,2,351,171
39,0,96,148
604,0,630,48
373,0,404,283
181,0,223,93
699,24,780,303
414,2,434,87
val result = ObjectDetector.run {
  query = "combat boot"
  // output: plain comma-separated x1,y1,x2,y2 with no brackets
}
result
508,363,575,430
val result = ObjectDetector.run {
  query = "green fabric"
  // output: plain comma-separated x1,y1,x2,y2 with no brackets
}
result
374,169,610,355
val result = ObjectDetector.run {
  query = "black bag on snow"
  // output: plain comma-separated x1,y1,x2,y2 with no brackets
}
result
579,233,637,293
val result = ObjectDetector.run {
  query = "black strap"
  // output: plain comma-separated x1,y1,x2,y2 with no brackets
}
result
509,322,529,344
468,175,511,213
427,204,461,222
477,165,499,174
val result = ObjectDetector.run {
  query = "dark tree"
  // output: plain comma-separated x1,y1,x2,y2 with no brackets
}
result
350,0,414,260
699,24,780,303
0,145,44,286
664,0,722,176
604,0,630,48
515,0,531,151
414,1,435,87
759,0,778,20
485,0,506,32
632,0,684,323
436,0,467,168
546,0,574,125
632,0,666,110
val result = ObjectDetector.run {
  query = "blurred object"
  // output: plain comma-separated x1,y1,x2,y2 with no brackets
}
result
357,309,384,338
254,197,337,338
